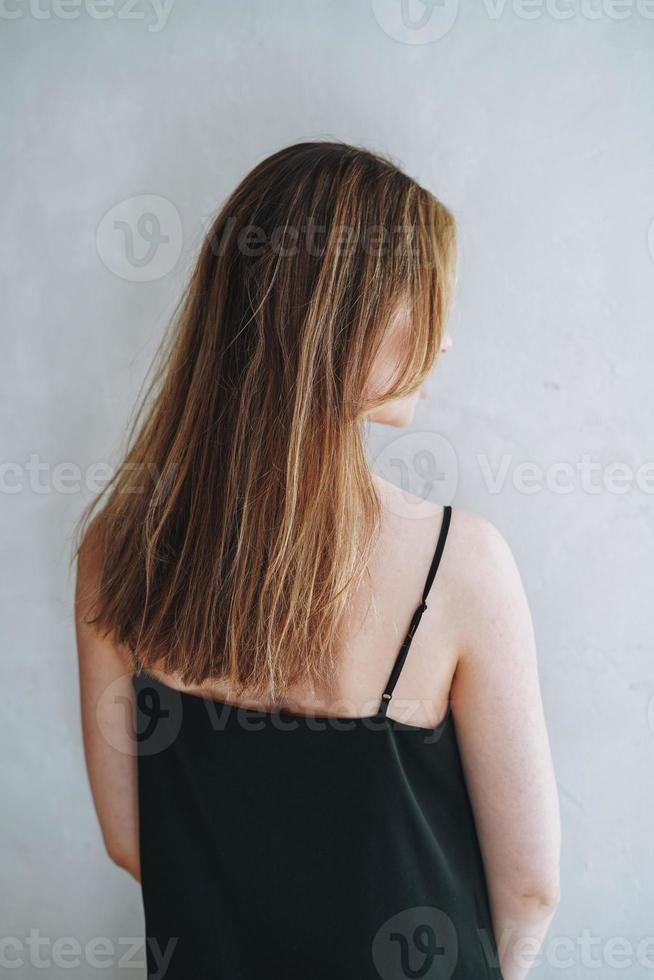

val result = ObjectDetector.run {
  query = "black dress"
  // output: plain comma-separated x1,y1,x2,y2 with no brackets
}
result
134,506,504,979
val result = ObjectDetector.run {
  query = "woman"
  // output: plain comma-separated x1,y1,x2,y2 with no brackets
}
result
76,142,560,980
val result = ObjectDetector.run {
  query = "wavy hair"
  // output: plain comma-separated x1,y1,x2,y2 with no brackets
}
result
76,141,456,698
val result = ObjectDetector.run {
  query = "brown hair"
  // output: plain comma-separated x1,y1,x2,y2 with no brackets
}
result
76,141,456,699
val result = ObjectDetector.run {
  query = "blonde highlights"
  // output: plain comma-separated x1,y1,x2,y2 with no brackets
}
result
77,142,456,699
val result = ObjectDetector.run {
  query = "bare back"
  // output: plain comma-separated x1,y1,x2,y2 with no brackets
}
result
146,477,459,729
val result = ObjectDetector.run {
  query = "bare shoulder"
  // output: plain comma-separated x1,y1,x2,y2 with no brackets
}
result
372,474,518,590
75,512,133,672
446,506,519,586
371,477,521,602
446,506,534,666
76,515,102,602
75,512,109,621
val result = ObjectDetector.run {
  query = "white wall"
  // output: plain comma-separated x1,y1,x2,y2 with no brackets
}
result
2,1,653,977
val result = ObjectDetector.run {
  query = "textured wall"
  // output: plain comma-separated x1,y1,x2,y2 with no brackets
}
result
2,1,653,977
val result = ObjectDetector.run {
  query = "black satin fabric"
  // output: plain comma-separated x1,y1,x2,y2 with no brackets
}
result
134,673,504,979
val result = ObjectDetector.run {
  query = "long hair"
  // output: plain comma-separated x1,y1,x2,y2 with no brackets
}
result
76,141,456,699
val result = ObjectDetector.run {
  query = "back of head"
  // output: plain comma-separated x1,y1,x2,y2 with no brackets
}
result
79,141,456,699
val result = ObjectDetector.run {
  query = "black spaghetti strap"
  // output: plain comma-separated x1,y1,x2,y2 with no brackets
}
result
378,505,452,716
